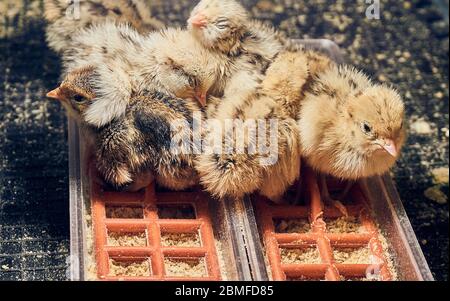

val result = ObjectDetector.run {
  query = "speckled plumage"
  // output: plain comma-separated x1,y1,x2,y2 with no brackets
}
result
188,0,289,97
63,23,226,127
94,91,200,190
189,0,302,201
48,68,200,191
44,0,164,53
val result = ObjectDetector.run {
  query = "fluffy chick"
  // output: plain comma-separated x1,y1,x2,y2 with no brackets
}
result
197,92,301,202
44,0,164,53
197,52,306,202
64,22,225,127
298,65,406,206
188,0,288,98
262,49,335,119
188,0,303,201
47,67,200,191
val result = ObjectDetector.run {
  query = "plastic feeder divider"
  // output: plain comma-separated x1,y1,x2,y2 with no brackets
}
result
91,176,221,281
254,167,393,281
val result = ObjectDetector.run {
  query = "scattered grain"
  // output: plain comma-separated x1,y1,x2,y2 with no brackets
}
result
161,232,201,247
325,216,366,233
281,248,321,264
333,247,372,264
109,259,151,277
164,258,207,278
107,232,147,247
274,219,311,233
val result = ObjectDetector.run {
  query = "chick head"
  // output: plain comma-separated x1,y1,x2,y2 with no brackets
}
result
346,84,406,160
299,66,406,179
46,66,97,122
188,0,249,55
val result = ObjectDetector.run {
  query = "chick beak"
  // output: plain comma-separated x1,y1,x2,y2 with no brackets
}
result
46,88,62,100
382,139,398,157
189,13,207,28
195,92,207,107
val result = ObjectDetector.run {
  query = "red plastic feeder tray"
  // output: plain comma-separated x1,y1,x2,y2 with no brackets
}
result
255,168,394,281
91,178,221,281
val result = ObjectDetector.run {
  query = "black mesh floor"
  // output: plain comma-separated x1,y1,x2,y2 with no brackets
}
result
0,0,448,281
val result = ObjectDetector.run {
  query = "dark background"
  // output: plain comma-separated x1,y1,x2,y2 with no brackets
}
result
0,0,448,281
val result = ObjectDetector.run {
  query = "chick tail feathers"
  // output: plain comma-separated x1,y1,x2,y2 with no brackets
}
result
196,153,264,200
155,160,199,191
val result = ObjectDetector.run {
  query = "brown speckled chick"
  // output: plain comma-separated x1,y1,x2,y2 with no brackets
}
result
47,67,200,192
188,0,304,202
63,22,228,128
44,0,164,53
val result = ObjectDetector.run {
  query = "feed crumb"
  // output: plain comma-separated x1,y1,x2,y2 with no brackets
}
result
107,232,147,247
109,259,151,277
274,219,311,233
424,186,448,204
431,167,449,185
106,206,143,219
164,258,207,278
281,248,321,264
325,216,367,233
161,232,201,247
333,247,372,264
378,232,399,281
411,119,433,135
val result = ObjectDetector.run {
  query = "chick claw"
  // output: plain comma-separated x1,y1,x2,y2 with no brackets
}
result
323,197,349,217
319,175,349,217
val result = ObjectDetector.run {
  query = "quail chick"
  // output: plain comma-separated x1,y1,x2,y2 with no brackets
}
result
44,0,164,53
47,67,200,191
63,22,225,127
187,0,289,99
298,65,406,211
196,90,301,202
196,52,307,202
187,0,303,201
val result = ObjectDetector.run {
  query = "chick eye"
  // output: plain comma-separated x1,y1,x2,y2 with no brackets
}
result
361,122,373,135
215,19,229,29
73,94,87,104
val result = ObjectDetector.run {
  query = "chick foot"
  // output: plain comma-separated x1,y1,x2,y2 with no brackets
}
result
322,196,349,218
319,175,349,217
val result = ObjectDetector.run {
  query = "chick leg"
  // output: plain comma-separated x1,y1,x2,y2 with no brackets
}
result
294,179,303,205
336,181,354,203
319,175,349,217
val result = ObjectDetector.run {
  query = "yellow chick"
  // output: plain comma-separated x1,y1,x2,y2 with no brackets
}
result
44,0,164,53
298,65,406,211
